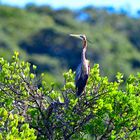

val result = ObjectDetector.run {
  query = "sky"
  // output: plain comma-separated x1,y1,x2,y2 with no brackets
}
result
1,0,140,14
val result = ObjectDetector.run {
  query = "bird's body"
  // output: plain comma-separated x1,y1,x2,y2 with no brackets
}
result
70,34,90,96
75,62,89,96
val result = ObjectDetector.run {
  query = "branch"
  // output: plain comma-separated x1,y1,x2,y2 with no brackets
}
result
99,118,114,140
65,112,94,140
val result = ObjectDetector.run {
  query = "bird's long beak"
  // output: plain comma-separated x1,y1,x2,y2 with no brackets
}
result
69,34,82,40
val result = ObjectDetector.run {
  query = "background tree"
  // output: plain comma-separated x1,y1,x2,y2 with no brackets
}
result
0,5,140,83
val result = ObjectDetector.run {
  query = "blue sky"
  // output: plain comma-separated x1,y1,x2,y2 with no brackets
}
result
1,0,140,13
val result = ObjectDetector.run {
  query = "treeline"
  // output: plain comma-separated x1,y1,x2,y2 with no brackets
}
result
0,4,140,83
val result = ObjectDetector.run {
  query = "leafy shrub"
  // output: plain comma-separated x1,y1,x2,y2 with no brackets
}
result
0,52,140,139
0,107,36,140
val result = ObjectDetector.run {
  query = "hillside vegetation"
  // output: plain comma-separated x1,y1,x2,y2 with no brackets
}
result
1,5,140,139
1,5,140,83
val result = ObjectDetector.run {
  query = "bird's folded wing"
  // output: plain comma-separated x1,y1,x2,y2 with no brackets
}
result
75,63,82,86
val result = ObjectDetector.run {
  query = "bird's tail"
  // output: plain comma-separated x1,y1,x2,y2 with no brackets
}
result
76,87,85,97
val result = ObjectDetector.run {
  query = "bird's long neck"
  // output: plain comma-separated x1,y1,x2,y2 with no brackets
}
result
81,39,87,62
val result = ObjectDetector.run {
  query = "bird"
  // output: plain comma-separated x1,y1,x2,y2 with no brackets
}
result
70,34,90,96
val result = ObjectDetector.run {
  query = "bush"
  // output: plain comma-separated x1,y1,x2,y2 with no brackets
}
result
0,52,140,139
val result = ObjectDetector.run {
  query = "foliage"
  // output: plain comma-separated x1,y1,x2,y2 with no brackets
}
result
0,108,36,140
1,53,140,139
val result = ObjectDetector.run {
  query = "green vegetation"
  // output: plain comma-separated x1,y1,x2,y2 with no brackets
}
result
1,53,140,139
1,5,140,139
0,5,140,82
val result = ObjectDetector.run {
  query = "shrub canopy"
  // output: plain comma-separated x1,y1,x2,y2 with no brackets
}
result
0,53,140,139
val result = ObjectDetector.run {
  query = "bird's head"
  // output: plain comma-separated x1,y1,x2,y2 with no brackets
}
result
70,34,86,41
